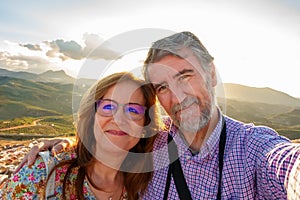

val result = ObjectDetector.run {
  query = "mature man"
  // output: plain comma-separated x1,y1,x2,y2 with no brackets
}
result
141,31,300,199
18,31,300,199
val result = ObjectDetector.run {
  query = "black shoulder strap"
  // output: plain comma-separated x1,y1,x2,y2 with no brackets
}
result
163,158,172,200
163,134,193,200
217,116,227,200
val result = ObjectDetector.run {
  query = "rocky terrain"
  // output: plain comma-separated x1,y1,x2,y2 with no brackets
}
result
0,140,37,188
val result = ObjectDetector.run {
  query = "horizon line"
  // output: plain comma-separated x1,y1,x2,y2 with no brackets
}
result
1,67,300,99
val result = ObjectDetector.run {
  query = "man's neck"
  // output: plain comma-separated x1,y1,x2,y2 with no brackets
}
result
181,107,219,153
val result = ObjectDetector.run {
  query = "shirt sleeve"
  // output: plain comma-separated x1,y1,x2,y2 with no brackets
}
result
256,140,300,199
286,144,300,199
0,156,48,200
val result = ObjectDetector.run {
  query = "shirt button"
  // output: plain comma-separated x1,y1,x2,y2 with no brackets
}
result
186,155,191,160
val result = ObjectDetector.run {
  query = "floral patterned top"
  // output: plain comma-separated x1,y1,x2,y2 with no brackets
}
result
0,151,128,200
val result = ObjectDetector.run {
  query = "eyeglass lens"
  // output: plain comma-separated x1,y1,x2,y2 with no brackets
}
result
96,99,146,120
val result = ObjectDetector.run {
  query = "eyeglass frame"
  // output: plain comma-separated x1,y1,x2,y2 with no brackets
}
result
94,99,147,121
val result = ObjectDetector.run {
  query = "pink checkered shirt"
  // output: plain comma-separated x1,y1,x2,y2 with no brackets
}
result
142,115,300,199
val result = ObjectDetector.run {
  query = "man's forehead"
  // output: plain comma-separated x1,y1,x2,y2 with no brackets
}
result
148,54,198,74
147,63,195,85
148,60,185,78
146,53,206,84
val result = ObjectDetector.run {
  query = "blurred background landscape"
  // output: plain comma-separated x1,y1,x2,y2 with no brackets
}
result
1,0,300,191
1,66,300,187
1,68,300,142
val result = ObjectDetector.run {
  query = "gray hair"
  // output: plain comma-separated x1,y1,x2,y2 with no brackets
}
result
143,31,214,81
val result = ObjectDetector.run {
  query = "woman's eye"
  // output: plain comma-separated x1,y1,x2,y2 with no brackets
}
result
127,107,139,114
103,104,115,110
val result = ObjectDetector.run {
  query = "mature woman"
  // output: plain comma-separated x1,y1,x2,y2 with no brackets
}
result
0,72,159,200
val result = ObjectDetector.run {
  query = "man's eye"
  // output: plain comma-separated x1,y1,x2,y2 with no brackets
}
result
178,74,191,82
156,84,168,94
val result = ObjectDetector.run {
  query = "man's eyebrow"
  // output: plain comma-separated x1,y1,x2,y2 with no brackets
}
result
173,69,194,79
152,82,166,90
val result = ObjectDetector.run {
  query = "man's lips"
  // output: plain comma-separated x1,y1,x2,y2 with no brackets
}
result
175,103,195,115
105,130,128,136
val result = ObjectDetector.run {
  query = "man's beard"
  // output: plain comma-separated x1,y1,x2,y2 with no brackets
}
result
171,94,214,133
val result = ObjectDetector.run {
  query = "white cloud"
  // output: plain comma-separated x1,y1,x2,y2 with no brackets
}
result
19,44,42,51
0,51,55,73
41,35,122,61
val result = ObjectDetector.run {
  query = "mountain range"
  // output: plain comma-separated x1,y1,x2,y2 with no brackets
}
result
0,68,299,139
0,68,74,84
223,83,300,107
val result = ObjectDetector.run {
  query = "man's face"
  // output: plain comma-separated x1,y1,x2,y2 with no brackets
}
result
147,49,217,132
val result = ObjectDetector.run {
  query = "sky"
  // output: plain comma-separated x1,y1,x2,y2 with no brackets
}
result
0,0,300,97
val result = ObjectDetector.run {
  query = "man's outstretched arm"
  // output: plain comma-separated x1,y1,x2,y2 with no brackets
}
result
14,137,75,173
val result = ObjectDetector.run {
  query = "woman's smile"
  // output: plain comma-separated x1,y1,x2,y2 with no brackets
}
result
105,130,128,136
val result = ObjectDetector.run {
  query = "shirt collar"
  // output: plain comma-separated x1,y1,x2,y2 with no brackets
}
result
205,110,223,157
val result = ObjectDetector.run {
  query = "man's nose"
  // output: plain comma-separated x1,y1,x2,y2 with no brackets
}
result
170,84,187,105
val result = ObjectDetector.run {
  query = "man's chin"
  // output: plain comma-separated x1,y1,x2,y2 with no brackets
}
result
173,118,201,133
178,112,201,123
177,115,211,133
179,126,200,134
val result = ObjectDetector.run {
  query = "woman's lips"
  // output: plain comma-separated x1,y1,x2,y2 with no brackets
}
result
106,130,128,136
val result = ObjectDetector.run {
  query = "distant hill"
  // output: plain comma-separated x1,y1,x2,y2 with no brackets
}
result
37,70,74,83
0,68,98,120
223,83,300,107
224,99,293,123
0,68,36,80
270,108,300,126
224,99,300,140
0,76,72,120
0,68,74,84
217,84,300,140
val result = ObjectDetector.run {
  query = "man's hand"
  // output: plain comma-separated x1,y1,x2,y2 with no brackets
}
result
14,138,74,173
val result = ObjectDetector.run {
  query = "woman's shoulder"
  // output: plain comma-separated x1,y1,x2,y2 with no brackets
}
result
0,155,48,199
52,149,77,164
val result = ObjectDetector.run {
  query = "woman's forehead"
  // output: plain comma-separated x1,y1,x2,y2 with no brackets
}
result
104,81,144,101
112,81,141,91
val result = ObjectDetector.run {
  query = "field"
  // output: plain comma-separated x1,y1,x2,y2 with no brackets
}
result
0,115,75,140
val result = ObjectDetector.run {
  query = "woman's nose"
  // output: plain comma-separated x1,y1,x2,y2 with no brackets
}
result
112,107,127,125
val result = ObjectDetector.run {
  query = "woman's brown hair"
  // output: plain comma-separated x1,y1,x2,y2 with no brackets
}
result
45,72,159,200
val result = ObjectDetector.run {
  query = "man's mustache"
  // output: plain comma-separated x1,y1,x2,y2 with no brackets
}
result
171,96,200,115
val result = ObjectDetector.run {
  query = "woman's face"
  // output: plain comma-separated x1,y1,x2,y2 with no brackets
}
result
94,81,146,153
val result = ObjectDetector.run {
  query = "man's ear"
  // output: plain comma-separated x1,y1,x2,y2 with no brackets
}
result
210,62,217,87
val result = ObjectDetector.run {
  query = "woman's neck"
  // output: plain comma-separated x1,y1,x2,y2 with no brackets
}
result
86,160,127,200
87,161,124,192
95,145,128,170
